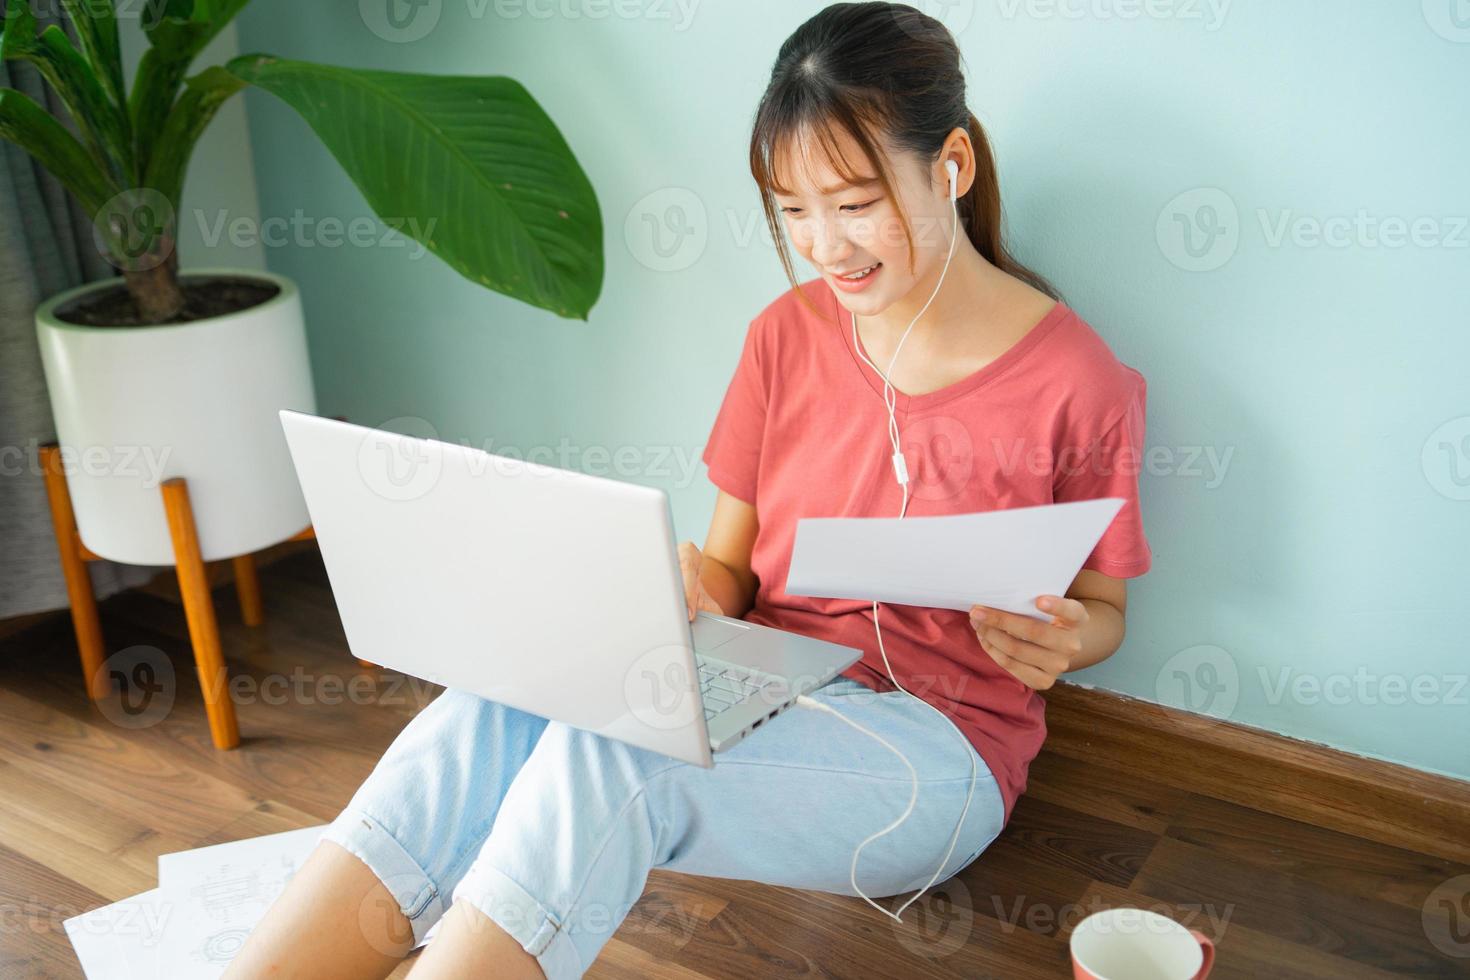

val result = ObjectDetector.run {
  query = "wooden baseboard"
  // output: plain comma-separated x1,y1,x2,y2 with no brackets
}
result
1042,680,1470,864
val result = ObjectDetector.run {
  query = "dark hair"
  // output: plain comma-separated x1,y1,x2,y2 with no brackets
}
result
749,2,1059,314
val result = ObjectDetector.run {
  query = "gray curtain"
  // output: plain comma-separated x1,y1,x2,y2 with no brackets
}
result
1,11,163,621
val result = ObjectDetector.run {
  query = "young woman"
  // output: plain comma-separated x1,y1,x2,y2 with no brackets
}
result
226,4,1150,978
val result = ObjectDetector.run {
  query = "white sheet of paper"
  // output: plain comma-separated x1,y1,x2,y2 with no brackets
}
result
152,824,437,978
153,825,328,978
63,887,171,980
68,826,444,977
786,497,1126,622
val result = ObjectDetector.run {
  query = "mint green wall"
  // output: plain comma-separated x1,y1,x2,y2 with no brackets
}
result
233,2,1469,782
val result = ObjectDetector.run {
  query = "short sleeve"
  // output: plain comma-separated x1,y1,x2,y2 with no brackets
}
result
1053,372,1152,578
701,315,770,505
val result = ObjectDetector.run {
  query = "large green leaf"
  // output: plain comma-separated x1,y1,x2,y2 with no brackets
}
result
141,0,252,56
0,85,117,214
2,3,129,181
60,0,125,114
144,64,246,206
130,0,250,171
226,54,603,320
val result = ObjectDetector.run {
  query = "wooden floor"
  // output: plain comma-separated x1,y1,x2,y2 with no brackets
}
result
1,547,1467,979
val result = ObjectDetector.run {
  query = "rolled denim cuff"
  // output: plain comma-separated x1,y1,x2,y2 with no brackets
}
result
453,861,584,980
322,804,447,948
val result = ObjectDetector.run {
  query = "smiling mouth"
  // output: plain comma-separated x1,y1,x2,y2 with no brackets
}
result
834,263,881,280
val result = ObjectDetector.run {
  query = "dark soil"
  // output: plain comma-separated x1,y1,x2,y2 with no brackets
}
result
53,275,282,327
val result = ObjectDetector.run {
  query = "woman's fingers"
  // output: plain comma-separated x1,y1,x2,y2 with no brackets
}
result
677,541,727,620
975,628,1064,690
1035,594,1088,628
677,541,702,619
978,626,1070,676
696,584,723,617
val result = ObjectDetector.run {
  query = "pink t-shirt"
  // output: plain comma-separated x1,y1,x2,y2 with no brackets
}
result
701,278,1152,822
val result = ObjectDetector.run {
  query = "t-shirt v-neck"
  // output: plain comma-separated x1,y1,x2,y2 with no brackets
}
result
832,284,1070,414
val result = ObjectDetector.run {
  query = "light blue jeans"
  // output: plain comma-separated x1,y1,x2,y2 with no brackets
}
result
321,677,1006,979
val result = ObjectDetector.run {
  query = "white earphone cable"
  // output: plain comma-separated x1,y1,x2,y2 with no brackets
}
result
801,162,980,921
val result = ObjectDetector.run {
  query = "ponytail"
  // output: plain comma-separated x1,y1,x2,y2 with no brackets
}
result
961,111,1058,299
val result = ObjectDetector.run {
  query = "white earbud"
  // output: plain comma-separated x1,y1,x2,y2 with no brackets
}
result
945,159,959,201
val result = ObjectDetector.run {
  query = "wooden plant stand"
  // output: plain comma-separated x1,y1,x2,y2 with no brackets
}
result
37,441,357,750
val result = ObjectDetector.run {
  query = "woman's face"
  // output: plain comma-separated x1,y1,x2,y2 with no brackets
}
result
772,124,953,317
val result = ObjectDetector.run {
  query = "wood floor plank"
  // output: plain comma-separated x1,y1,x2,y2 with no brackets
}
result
1023,750,1190,835
190,799,328,850
984,795,1159,889
5,614,420,822
591,936,717,979
0,684,260,842
1133,836,1469,976
959,822,1098,940
1165,791,1470,913
0,773,157,902
0,840,105,979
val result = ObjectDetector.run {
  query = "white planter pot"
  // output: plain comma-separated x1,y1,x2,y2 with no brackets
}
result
35,268,317,566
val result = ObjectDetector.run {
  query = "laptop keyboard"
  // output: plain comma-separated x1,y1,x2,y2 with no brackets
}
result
695,656,782,722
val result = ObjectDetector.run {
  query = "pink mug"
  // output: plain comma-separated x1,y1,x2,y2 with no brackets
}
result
1070,907,1215,980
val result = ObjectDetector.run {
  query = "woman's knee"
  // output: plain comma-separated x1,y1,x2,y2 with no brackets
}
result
322,691,555,933
476,722,687,866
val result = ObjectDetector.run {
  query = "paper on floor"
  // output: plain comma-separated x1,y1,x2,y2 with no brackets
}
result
155,825,328,977
63,887,167,980
786,497,1126,622
65,824,438,978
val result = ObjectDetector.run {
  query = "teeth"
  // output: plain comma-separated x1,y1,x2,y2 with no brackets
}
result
842,264,878,280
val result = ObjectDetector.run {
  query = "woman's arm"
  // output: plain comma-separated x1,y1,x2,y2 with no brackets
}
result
1062,569,1127,672
694,490,760,619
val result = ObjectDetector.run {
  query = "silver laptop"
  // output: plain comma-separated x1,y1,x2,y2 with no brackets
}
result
278,410,860,767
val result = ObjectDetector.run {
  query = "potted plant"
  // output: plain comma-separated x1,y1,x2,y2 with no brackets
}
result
2,0,603,566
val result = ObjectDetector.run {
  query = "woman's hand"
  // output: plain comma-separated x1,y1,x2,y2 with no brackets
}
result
678,540,726,622
969,595,1089,690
